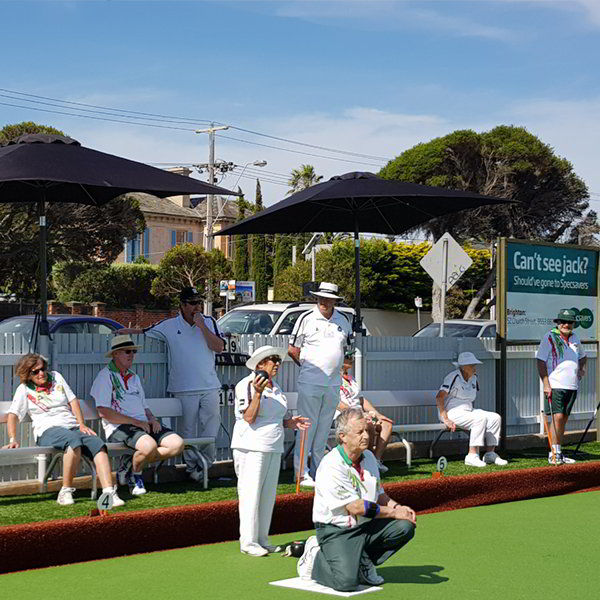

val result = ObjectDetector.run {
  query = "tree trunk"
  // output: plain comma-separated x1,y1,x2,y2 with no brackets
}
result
431,284,443,322
463,264,496,319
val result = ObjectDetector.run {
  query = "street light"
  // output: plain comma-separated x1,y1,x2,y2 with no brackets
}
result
232,159,267,191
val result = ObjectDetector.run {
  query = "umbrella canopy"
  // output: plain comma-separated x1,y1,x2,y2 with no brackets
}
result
0,133,237,202
215,171,512,330
0,133,239,345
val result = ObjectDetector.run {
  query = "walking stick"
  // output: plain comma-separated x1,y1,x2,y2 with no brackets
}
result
296,428,308,494
571,399,600,456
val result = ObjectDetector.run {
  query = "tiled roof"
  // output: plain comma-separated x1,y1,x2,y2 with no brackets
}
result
127,193,202,219
191,196,239,221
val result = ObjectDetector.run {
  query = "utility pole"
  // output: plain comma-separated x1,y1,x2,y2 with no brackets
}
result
195,123,229,315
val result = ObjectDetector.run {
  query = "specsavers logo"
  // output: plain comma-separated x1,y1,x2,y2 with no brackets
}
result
570,307,594,330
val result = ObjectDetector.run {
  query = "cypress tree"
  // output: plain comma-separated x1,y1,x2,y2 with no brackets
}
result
233,192,249,281
250,179,268,302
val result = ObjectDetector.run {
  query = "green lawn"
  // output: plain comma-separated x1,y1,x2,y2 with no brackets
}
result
1,491,599,599
1,441,599,527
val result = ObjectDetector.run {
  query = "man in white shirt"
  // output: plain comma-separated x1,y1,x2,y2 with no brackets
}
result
288,282,353,487
297,408,416,591
536,308,587,464
121,286,225,481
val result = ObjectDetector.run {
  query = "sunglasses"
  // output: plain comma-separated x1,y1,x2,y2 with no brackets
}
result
184,301,201,306
557,320,574,325
122,349,137,355
31,367,47,376
266,356,282,364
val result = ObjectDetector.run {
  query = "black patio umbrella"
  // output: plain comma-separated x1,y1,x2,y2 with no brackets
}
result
0,133,239,344
214,171,512,331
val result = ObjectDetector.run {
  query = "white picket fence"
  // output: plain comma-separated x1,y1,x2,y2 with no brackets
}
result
0,332,596,484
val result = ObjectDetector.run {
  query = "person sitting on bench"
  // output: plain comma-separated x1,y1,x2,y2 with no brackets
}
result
436,352,507,468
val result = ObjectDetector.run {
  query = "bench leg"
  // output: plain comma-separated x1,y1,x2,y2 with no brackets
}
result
36,454,49,492
82,456,98,500
401,438,412,468
429,429,448,459
154,461,165,484
42,453,62,493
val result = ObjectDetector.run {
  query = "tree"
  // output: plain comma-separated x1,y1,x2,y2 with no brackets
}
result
379,126,590,318
233,193,250,281
250,179,268,301
274,234,294,278
287,164,323,195
0,122,146,298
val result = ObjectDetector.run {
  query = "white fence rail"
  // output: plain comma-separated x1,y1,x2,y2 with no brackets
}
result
0,332,596,484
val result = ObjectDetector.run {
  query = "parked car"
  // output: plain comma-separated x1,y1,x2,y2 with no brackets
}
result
0,315,123,339
217,302,358,336
413,319,496,338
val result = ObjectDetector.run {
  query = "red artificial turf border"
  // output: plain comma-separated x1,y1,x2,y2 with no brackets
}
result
1,462,599,575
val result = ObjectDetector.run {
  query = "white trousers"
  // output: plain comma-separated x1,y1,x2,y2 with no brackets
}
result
176,389,220,469
233,448,281,549
293,383,338,479
447,407,501,448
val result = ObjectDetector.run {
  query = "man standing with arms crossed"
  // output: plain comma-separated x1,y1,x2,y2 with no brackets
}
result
288,282,353,487
536,308,587,464
122,286,225,482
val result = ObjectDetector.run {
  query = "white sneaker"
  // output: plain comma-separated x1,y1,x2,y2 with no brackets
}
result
261,544,284,554
111,486,125,507
548,452,562,465
464,454,487,468
558,453,576,464
57,486,76,505
297,535,320,580
299,474,316,488
130,474,147,495
482,451,508,466
359,559,385,586
377,460,389,474
241,543,269,557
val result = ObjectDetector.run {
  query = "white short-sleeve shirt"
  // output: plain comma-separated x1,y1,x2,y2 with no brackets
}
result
231,373,290,453
536,330,586,391
145,312,223,393
438,369,478,413
90,364,149,439
335,375,363,420
8,371,78,440
290,307,352,387
313,446,383,528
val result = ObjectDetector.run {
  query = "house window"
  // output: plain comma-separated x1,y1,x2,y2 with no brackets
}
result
171,230,193,247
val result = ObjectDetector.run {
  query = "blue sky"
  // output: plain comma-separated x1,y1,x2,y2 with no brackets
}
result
1,0,599,213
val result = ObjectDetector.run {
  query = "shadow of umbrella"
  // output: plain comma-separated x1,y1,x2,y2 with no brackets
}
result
0,133,239,351
380,564,449,584
214,171,512,332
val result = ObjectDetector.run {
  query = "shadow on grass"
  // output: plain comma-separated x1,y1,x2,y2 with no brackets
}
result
380,564,449,584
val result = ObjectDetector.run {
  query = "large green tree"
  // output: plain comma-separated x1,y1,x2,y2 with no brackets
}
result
0,122,146,298
233,193,250,281
379,125,590,318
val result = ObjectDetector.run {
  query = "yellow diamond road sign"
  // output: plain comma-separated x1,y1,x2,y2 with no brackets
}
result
420,232,473,290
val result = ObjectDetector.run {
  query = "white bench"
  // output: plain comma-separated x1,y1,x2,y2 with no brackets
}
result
285,390,465,468
0,397,215,495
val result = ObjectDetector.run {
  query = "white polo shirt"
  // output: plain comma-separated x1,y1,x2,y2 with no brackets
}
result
313,446,383,528
91,364,149,439
231,373,291,453
145,312,223,393
290,306,352,387
536,330,586,390
439,369,478,413
9,371,78,440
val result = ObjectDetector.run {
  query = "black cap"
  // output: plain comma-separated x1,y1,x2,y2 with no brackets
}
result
180,286,203,302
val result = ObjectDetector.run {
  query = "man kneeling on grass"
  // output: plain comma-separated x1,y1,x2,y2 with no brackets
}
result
297,408,416,591
91,335,184,496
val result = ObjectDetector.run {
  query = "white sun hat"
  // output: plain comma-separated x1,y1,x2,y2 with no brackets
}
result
452,351,482,367
105,334,141,358
310,282,343,300
245,345,288,371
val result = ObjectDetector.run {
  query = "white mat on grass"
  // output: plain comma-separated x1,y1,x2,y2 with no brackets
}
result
269,577,382,596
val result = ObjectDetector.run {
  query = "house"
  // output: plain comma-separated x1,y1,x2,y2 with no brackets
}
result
115,167,238,264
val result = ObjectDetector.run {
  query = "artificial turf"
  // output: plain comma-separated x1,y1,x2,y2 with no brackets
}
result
1,491,598,599
1,441,599,527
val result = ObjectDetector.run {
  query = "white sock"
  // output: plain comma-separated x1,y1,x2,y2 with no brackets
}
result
556,444,562,454
102,486,114,494
133,471,142,476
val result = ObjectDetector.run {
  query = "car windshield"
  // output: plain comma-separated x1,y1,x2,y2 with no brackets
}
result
414,323,482,338
0,318,35,338
218,310,282,335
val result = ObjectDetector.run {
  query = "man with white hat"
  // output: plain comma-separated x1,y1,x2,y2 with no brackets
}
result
288,282,353,486
91,335,185,495
436,351,507,467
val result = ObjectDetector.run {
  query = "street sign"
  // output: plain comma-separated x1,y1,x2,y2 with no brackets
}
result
420,233,472,290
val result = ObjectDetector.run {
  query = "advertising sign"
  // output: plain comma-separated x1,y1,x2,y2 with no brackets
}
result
505,240,598,340
235,281,255,303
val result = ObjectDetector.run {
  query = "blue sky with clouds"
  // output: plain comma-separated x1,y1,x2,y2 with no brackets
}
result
1,0,599,211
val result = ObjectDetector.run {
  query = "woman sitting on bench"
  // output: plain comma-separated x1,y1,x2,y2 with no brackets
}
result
437,352,507,468
2,353,124,507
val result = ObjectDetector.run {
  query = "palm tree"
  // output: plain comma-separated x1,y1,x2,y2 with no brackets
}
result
287,164,323,195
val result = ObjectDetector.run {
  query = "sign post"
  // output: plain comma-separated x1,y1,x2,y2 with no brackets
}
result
420,233,473,336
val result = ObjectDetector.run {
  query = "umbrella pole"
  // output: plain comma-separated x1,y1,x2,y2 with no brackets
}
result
38,196,50,355
354,217,361,334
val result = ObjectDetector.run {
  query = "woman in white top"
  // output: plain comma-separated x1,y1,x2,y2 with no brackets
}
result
436,352,507,468
231,345,310,557
2,353,123,507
